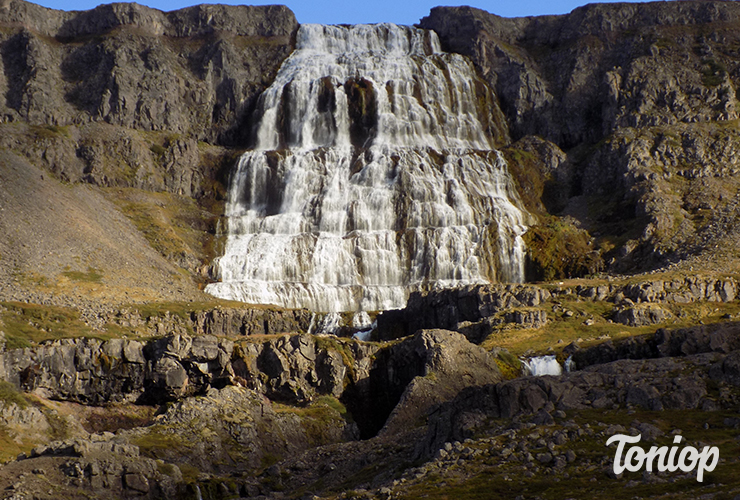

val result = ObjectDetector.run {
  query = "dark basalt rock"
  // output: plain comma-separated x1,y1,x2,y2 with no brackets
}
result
417,347,738,459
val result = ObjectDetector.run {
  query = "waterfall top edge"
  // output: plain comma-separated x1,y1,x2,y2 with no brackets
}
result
296,22,442,55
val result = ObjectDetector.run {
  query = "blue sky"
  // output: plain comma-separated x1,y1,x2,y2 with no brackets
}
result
32,0,650,25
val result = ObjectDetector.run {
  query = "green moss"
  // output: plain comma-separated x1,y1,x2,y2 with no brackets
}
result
524,217,603,281
493,350,522,380
149,143,166,156
273,396,352,446
156,461,179,477
494,359,520,380
177,463,201,483
133,427,192,459
31,124,71,140
43,409,70,441
0,425,33,464
501,147,548,215
260,452,282,470
314,336,357,382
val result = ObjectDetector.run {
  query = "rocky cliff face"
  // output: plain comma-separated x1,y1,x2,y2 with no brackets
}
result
376,275,739,343
0,0,297,297
0,0,297,202
420,2,740,147
0,0,296,145
421,2,740,272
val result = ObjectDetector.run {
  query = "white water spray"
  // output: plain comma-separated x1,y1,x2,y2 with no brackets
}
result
522,355,563,376
206,24,528,312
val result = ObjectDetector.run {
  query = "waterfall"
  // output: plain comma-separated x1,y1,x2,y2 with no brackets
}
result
522,355,568,377
205,23,528,312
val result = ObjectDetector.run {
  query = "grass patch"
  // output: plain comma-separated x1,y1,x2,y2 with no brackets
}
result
106,188,219,272
0,425,34,464
133,299,254,321
492,350,522,380
43,408,71,441
132,427,192,459
701,58,727,87
149,143,166,156
61,266,103,283
31,124,71,140
273,396,353,446
480,296,740,357
524,217,603,281
0,301,94,348
260,452,282,470
501,146,549,215
177,463,201,483
0,381,28,409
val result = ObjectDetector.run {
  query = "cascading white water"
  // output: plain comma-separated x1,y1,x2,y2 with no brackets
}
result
521,355,576,376
205,23,528,312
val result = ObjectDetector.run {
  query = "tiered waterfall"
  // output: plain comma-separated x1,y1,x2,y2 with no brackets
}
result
205,24,528,312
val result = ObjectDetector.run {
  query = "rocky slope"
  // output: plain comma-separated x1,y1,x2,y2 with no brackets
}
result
0,0,297,304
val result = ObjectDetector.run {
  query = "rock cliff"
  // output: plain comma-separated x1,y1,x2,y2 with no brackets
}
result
422,2,740,272
0,0,296,144
0,0,297,299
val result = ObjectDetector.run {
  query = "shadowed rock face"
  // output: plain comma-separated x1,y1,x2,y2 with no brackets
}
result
342,329,502,439
0,330,500,441
0,0,298,147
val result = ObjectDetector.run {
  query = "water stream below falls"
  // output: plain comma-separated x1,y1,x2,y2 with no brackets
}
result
521,355,575,376
206,23,528,312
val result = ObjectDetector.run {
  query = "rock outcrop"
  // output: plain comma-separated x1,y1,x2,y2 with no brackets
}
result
0,329,503,442
349,329,502,438
418,345,738,459
570,320,740,369
376,284,552,341
23,437,183,499
377,276,740,341
0,333,371,405
125,385,359,474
